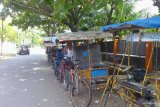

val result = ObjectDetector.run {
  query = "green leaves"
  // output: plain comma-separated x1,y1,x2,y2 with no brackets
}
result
0,20,18,43
2,0,144,34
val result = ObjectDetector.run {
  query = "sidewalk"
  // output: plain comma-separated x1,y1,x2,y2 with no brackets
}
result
0,55,15,61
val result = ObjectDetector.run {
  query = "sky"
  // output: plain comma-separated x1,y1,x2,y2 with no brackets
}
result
0,4,3,12
134,0,159,15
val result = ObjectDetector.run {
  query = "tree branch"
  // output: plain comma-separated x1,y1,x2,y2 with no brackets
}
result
106,1,115,24
11,1,52,17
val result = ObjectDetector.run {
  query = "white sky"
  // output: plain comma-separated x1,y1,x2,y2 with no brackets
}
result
0,4,3,12
134,0,159,15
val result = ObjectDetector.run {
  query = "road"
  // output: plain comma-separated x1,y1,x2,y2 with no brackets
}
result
0,48,73,107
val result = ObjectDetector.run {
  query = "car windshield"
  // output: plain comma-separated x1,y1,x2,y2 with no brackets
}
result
21,45,28,48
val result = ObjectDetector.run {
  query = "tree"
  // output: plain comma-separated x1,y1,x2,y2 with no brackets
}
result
0,19,18,44
11,12,57,36
80,0,139,31
2,0,57,36
2,0,140,33
153,0,160,13
52,0,95,32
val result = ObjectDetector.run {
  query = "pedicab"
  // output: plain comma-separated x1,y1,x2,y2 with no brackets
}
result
43,37,57,64
100,16,160,107
55,31,113,107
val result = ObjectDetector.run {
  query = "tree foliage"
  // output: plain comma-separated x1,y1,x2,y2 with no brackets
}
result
0,19,18,44
2,0,146,34
153,0,160,13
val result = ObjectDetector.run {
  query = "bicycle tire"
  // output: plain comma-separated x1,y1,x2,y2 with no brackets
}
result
56,68,60,80
59,67,64,83
100,89,127,107
54,66,58,76
144,80,160,107
60,74,63,83
70,79,92,107
48,57,52,65
63,78,68,90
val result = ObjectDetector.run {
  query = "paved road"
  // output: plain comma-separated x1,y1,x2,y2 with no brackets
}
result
0,49,73,107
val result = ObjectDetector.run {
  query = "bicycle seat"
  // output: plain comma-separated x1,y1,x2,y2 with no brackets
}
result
119,81,153,97
132,68,145,83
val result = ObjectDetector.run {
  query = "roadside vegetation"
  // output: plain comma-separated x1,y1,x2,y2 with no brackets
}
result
0,0,159,43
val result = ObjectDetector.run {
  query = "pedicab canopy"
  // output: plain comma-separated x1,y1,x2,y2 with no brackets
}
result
101,16,160,32
55,31,112,42
102,16,160,72
55,31,113,69
43,37,57,47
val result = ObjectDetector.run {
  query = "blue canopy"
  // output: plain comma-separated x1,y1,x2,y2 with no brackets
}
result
101,16,160,32
101,23,124,32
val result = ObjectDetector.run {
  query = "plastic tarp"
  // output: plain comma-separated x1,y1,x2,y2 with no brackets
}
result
102,16,160,32
101,23,124,32
126,16,160,28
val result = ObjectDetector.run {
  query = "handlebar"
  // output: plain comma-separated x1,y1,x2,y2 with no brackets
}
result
109,65,132,73
122,66,132,72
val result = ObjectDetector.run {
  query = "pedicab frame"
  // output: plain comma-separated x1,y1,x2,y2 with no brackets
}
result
100,16,160,107
55,31,114,107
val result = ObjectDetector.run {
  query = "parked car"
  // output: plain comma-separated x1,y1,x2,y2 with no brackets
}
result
18,45,30,55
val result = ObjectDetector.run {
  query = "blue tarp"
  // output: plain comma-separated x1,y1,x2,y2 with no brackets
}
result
101,23,123,32
102,16,160,32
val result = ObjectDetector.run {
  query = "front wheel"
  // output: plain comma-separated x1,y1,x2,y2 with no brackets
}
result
56,67,60,80
70,79,92,107
63,70,71,90
100,89,127,107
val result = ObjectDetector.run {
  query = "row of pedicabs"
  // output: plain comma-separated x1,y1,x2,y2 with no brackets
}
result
44,16,160,107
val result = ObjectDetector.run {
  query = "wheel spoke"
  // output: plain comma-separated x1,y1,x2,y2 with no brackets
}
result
100,89,127,107
70,79,92,107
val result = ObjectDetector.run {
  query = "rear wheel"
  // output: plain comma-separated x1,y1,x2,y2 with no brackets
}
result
70,79,92,107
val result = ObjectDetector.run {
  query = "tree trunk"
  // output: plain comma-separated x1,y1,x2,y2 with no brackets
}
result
106,2,115,25
69,25,78,32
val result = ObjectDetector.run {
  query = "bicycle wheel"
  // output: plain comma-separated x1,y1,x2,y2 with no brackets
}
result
144,79,160,107
100,88,127,107
70,79,92,107
59,73,63,83
63,69,71,90
48,57,51,64
56,67,60,80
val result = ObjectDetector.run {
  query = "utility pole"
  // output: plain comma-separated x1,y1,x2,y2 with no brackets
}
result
0,10,4,56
